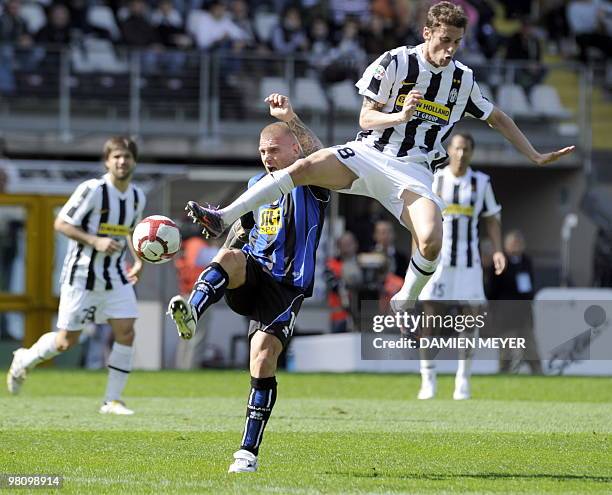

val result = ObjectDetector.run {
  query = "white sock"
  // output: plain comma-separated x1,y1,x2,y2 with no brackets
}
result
457,328,477,380
219,169,295,226
456,359,472,381
391,249,440,312
19,332,60,370
104,342,133,402
420,359,436,377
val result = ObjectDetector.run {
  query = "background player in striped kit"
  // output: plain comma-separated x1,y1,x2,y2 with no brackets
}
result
168,94,328,473
185,1,574,316
417,132,506,400
7,137,146,415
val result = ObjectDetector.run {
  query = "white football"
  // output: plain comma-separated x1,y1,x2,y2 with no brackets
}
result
132,215,181,264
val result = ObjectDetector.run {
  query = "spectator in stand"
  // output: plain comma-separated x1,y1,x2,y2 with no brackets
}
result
373,220,408,278
317,17,366,83
270,6,309,55
229,0,261,51
567,0,612,62
325,231,363,333
540,0,571,56
489,230,542,374
505,19,547,90
299,0,328,26
188,1,249,52
119,0,163,74
0,0,34,94
363,14,397,55
36,3,72,46
34,3,72,69
151,0,192,73
392,0,423,48
63,0,106,39
152,0,193,50
308,16,332,63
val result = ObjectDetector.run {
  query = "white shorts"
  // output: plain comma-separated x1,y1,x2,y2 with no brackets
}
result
57,283,139,331
333,140,445,227
419,265,486,302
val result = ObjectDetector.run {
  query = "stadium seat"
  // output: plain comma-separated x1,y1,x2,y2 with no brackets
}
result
530,84,572,119
330,81,361,112
496,84,531,118
259,77,290,102
293,78,328,112
20,2,46,34
71,38,128,74
254,12,279,43
87,5,121,40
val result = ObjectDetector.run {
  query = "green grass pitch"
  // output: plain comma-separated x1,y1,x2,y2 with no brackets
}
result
1,370,611,494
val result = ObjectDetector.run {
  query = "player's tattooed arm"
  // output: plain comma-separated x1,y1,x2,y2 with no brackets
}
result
266,93,322,157
286,115,323,157
362,96,385,112
223,220,249,250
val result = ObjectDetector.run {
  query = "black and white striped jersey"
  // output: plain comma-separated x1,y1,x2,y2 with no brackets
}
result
355,44,494,171
434,166,500,268
58,175,146,291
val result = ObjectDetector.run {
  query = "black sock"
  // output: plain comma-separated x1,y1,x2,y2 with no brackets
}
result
187,262,229,319
240,376,277,456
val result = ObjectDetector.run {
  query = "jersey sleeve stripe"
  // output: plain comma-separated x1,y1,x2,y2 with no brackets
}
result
65,186,91,219
366,51,393,95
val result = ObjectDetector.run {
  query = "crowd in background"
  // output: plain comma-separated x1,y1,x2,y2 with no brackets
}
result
0,0,611,94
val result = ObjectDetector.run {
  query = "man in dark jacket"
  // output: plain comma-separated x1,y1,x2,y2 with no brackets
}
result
489,230,542,373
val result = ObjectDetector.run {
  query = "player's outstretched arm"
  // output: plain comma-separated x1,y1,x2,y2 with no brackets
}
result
486,107,575,166
54,217,121,254
265,93,323,157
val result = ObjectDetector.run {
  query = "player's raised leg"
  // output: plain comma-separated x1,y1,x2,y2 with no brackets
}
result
229,330,283,473
6,330,79,395
390,191,443,312
186,150,356,237
168,248,244,339
100,318,136,415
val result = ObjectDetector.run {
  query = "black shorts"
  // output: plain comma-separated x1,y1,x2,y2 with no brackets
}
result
225,254,305,348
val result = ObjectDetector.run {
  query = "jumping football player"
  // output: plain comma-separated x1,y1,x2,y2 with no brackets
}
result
184,1,574,313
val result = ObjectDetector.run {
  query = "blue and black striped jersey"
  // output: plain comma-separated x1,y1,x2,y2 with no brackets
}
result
242,173,330,297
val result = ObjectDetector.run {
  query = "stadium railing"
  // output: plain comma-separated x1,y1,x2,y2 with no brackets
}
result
0,44,591,162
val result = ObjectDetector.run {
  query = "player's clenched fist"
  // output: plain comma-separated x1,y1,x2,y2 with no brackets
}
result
265,93,296,122
398,90,423,123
